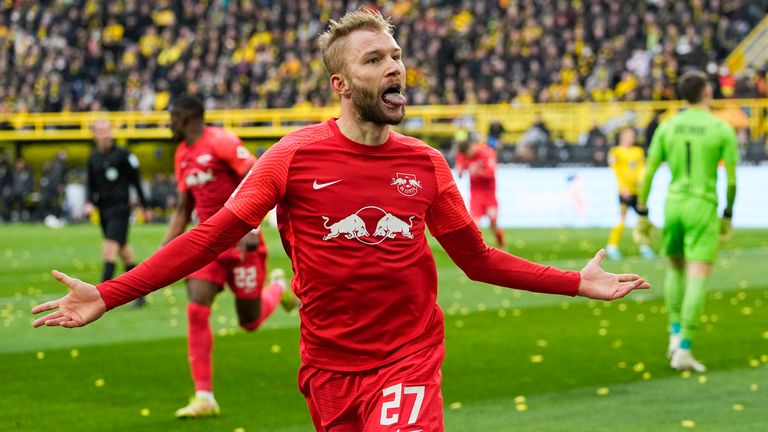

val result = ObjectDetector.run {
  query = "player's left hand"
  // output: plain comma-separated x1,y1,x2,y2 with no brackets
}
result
578,249,651,300
238,229,261,260
31,270,107,328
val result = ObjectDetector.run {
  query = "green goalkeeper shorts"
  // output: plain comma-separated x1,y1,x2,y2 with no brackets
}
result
662,195,719,263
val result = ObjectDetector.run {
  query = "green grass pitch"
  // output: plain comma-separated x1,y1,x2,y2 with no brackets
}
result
1,223,766,431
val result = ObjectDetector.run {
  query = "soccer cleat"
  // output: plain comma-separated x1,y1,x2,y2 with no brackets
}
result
606,245,623,260
175,395,220,419
670,349,706,373
667,333,681,359
271,268,300,312
639,244,656,259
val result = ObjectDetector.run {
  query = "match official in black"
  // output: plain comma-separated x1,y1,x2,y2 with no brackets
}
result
86,119,151,306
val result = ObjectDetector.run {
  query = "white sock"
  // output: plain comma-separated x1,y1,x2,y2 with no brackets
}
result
195,390,215,401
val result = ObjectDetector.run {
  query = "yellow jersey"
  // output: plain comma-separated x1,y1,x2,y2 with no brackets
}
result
608,145,645,195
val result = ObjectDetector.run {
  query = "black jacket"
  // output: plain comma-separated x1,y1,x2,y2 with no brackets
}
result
87,146,147,209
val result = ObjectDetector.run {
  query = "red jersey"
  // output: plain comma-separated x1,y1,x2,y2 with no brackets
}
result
456,145,497,194
175,126,256,222
98,119,580,373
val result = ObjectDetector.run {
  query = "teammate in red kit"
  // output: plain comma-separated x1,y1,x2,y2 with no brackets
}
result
164,96,293,418
33,9,650,431
456,134,505,248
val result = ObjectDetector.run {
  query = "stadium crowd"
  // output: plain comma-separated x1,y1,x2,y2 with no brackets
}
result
0,0,766,112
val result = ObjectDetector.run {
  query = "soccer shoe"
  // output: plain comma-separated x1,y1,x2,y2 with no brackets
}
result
667,334,681,359
719,217,733,243
175,395,220,419
639,244,656,259
271,268,300,312
606,245,623,260
670,349,706,373
131,296,148,308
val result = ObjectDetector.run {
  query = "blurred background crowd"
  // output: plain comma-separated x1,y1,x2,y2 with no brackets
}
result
1,0,766,112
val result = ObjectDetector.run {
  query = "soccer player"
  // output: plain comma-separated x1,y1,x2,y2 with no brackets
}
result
635,71,738,373
605,125,655,260
33,10,650,431
85,119,151,306
162,96,294,418
455,134,505,248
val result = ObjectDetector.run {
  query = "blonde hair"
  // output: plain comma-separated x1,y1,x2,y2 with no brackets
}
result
318,8,395,76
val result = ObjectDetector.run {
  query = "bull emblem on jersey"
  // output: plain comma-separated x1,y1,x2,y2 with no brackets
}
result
374,213,415,239
391,173,421,196
321,206,416,244
321,214,370,240
185,169,215,187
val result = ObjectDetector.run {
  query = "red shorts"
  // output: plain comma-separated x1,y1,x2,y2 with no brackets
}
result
185,246,266,299
470,190,498,219
298,343,445,432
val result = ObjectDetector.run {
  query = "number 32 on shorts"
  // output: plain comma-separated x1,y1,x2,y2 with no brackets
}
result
379,383,425,427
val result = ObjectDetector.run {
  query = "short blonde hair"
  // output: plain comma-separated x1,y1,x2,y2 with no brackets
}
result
318,8,395,76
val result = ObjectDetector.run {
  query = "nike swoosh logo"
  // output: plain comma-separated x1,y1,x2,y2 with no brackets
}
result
313,179,342,190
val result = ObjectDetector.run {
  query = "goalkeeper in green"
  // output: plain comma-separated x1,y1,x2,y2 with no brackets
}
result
636,71,738,373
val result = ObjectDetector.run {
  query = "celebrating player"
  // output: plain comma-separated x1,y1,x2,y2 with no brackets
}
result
455,134,505,248
605,125,655,260
163,96,295,418
635,71,738,373
33,9,649,431
85,119,151,306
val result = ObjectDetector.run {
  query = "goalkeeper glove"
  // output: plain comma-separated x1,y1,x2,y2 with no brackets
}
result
633,216,653,246
719,215,733,243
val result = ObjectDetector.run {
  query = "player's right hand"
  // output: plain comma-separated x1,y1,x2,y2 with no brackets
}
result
632,216,653,245
719,217,733,243
31,270,106,328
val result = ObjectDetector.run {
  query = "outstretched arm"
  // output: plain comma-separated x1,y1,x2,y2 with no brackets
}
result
32,207,254,327
427,148,649,299
436,223,649,299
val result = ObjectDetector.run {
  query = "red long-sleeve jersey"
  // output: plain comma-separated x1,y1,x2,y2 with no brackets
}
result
98,119,579,371
456,145,497,194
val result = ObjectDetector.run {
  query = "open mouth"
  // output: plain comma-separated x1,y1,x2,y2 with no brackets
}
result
381,85,407,107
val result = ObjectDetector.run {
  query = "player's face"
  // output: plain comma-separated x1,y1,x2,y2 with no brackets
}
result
344,30,407,125
619,128,636,147
91,121,113,150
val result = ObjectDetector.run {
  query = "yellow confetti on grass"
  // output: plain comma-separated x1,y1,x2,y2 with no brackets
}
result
235,428,246,432
633,362,645,372
270,345,281,354
514,395,527,404
530,355,543,363
70,349,79,358
749,384,758,391
515,403,528,412
596,387,610,396
140,408,150,417
95,378,105,387
681,371,691,379
681,419,696,428
449,402,462,410
732,404,745,411
697,375,707,384
36,351,44,360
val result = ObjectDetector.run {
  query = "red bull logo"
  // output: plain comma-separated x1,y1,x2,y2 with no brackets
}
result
321,206,416,245
391,173,421,196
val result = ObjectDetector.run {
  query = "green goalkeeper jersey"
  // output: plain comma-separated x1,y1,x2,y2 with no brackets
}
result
640,107,738,209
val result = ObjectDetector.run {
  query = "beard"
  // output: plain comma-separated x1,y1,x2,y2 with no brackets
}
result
350,81,405,125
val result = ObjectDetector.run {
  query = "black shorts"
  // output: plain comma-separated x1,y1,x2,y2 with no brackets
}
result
99,205,131,245
619,194,639,212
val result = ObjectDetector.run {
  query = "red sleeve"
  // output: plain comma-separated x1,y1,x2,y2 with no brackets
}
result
224,138,295,227
174,146,187,192
213,131,257,177
425,150,579,296
96,208,253,309
425,149,474,237
436,223,579,296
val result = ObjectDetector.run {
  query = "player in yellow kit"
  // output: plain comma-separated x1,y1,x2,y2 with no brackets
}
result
606,126,655,260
